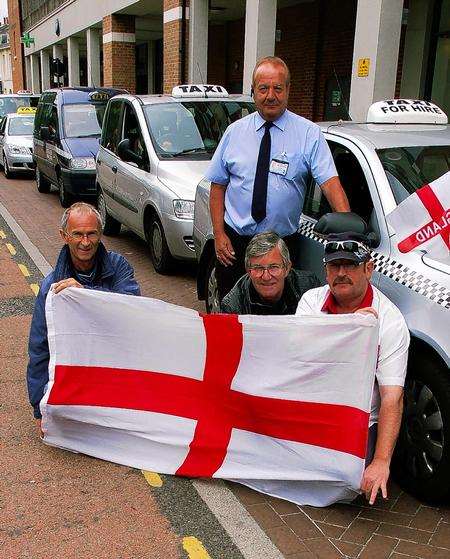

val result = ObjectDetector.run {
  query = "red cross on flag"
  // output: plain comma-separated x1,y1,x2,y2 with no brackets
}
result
42,288,378,506
387,171,450,261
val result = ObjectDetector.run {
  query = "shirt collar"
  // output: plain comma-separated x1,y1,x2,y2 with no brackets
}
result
321,283,374,314
254,109,288,132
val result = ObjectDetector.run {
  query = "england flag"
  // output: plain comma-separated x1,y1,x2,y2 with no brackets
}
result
41,288,378,506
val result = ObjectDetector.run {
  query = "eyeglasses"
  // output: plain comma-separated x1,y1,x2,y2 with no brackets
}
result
326,261,363,272
324,240,370,254
248,264,285,277
65,231,100,241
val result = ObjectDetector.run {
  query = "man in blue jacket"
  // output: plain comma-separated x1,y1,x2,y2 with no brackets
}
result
27,202,140,432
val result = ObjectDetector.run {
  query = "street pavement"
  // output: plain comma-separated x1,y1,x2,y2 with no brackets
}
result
1,174,450,559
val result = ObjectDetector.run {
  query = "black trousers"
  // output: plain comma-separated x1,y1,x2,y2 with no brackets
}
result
216,223,302,302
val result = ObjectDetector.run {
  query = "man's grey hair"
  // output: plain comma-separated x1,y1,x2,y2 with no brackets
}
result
245,232,291,269
60,202,104,233
252,56,291,86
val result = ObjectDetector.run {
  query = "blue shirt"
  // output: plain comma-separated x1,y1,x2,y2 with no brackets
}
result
205,110,337,236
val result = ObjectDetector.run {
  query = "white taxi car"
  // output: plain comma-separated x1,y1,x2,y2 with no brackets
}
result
96,85,254,273
193,99,450,502
0,108,36,177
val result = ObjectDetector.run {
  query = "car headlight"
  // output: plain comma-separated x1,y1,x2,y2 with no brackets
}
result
69,157,96,170
173,199,195,220
7,145,29,155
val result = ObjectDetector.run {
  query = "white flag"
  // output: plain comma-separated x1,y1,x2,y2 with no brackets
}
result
42,288,378,506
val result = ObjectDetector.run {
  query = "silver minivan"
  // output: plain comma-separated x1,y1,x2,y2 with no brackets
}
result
193,99,450,503
96,85,254,273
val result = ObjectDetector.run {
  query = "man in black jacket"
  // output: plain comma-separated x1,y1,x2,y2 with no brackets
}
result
220,232,319,315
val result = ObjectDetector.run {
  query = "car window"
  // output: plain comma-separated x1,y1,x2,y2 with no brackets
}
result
62,103,106,138
0,95,39,117
101,99,123,154
143,101,255,159
42,104,59,141
122,103,148,170
8,116,35,135
0,117,6,134
377,146,450,204
303,141,374,225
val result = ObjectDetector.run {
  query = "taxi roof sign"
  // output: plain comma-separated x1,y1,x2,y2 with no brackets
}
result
89,91,112,102
367,99,448,125
171,84,229,98
17,106,37,114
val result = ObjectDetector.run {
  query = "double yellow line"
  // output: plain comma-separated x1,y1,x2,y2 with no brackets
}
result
0,229,39,297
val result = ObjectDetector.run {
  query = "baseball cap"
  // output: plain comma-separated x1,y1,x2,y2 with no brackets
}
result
323,232,371,264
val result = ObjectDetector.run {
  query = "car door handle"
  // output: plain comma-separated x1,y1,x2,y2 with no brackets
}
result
112,166,117,174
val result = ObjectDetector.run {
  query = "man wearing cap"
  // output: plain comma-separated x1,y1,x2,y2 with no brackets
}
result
205,56,350,302
296,232,410,505
220,232,320,315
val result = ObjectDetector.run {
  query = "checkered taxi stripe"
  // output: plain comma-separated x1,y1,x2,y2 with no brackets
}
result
298,219,450,310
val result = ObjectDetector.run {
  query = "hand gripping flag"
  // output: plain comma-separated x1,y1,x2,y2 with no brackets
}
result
387,171,450,261
41,288,379,507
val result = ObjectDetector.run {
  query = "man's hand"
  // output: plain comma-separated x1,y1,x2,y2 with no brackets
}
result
52,278,83,294
361,458,390,504
36,418,44,438
214,231,236,266
356,307,378,318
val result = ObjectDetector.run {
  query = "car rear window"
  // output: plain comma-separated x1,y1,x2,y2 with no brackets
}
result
377,145,450,204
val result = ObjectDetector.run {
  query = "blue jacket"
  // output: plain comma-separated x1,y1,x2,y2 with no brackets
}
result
27,242,141,418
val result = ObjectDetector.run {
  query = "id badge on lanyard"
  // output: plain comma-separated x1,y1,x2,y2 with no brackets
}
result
270,152,289,176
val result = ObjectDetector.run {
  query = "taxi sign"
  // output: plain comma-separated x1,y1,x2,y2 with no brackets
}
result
89,91,111,102
367,99,448,125
171,84,229,98
16,90,33,95
17,106,37,114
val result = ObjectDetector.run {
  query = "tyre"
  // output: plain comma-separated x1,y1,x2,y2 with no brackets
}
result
58,175,74,208
147,216,174,274
3,153,13,179
36,166,51,193
97,189,121,236
392,351,450,503
205,255,220,313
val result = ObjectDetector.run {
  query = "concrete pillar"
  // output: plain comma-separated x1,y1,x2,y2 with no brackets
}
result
147,40,155,93
102,14,136,93
67,36,80,87
349,0,403,121
30,53,41,93
86,28,101,88
163,0,188,93
25,56,31,90
242,0,277,94
188,0,208,83
40,50,50,91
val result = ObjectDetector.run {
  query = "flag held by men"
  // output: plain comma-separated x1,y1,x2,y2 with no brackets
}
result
41,288,378,506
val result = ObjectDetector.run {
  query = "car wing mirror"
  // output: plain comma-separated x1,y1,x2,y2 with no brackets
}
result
41,126,52,141
117,138,143,167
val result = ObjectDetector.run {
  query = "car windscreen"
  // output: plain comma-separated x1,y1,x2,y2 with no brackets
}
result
377,145,450,204
62,103,107,138
0,96,39,117
143,101,255,159
8,116,35,136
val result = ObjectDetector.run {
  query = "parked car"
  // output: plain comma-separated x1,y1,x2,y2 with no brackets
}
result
0,92,40,118
0,109,36,177
194,99,450,502
33,87,125,207
96,84,254,273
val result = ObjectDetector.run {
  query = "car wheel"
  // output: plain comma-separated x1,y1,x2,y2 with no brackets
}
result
392,351,450,503
147,216,174,274
36,167,51,193
205,255,220,313
58,175,73,208
97,190,121,236
3,153,13,179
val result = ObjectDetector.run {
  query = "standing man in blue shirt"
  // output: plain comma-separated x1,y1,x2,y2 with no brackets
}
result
205,56,350,300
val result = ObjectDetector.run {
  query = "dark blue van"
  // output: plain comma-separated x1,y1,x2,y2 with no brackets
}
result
33,87,125,207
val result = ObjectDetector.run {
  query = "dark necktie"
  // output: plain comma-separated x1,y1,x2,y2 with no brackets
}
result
251,121,272,223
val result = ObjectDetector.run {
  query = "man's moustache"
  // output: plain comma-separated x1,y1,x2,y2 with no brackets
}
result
333,278,352,286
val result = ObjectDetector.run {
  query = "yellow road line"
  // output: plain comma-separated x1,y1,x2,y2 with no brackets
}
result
18,263,30,277
30,284,39,296
0,230,5,239
6,243,16,255
142,470,163,488
182,537,212,559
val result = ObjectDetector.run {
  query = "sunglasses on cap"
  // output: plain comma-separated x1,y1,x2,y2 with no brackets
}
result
324,240,370,255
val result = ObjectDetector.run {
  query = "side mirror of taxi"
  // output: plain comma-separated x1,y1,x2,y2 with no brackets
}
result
41,126,52,141
117,138,143,167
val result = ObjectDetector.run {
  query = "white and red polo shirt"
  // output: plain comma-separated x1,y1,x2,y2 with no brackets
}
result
296,284,410,425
